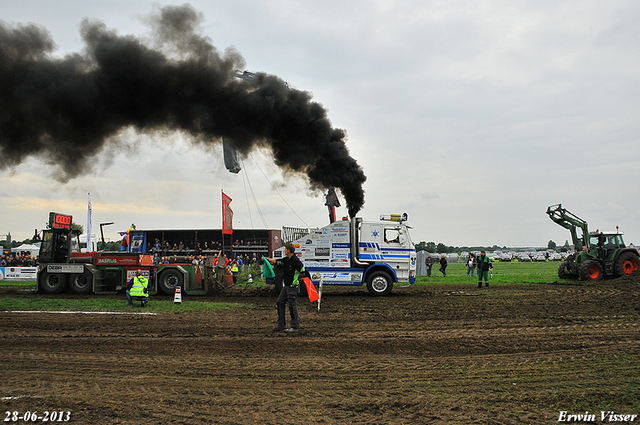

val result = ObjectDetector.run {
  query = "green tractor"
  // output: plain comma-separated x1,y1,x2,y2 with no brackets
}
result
546,204,639,281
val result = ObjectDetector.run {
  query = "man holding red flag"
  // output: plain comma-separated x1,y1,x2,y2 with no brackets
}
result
266,243,305,333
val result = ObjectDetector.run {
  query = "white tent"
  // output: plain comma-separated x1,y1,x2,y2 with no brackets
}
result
11,243,40,253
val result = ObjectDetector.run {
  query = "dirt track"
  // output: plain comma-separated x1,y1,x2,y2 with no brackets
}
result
1,278,640,424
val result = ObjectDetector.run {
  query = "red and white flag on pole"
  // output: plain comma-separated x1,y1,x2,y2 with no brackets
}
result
222,191,233,235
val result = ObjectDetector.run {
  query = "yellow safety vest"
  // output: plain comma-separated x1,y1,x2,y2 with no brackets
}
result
130,275,149,298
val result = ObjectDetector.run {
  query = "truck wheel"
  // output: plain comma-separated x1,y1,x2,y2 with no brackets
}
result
558,260,578,279
579,260,603,281
614,252,639,277
69,271,93,295
39,271,68,294
366,271,393,296
158,269,183,295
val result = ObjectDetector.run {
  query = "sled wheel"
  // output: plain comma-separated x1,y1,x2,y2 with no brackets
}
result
69,271,93,295
158,269,183,294
39,271,68,294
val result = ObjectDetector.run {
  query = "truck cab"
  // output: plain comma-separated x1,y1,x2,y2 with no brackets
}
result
358,217,415,286
274,214,417,296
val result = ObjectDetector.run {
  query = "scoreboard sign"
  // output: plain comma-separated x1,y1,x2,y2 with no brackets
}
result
49,212,73,230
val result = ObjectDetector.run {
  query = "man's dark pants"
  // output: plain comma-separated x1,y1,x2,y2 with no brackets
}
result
277,285,300,329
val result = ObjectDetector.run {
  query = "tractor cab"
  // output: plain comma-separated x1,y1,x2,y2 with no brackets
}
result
38,212,81,265
589,229,625,249
588,230,626,263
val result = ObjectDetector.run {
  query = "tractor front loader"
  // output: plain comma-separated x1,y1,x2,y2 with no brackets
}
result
546,204,639,281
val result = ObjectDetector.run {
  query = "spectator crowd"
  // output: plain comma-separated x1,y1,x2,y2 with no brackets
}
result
1,251,38,267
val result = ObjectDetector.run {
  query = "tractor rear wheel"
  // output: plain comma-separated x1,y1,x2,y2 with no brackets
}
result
579,260,603,282
614,252,639,277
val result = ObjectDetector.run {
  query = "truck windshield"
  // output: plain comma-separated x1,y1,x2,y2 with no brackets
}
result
604,235,624,249
39,231,54,262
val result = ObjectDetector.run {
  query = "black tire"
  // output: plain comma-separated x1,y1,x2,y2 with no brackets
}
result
614,252,639,277
69,270,93,295
39,271,68,294
158,269,183,295
579,260,603,282
558,260,579,280
366,271,393,296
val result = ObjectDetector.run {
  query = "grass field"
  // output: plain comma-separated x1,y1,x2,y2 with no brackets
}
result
0,261,562,313
0,296,245,313
418,260,560,285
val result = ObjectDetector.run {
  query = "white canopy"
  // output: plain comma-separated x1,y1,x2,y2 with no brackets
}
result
11,243,40,253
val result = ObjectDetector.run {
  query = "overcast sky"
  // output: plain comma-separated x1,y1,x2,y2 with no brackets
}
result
2,0,639,248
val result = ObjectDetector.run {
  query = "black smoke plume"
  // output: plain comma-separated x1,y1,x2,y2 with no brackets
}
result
0,4,366,216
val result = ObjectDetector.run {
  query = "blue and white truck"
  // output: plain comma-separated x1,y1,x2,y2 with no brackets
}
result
274,213,416,296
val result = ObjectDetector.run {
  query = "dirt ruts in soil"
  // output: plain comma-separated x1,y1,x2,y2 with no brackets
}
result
1,278,639,424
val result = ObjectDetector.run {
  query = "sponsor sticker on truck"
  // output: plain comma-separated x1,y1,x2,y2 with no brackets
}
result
47,264,84,273
96,256,138,266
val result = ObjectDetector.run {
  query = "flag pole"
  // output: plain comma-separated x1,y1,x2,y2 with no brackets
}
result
87,192,93,253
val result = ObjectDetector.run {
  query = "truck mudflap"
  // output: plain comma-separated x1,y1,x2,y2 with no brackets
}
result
308,268,368,286
308,263,415,287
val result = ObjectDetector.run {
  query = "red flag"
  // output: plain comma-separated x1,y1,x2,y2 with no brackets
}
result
222,191,233,235
302,277,319,302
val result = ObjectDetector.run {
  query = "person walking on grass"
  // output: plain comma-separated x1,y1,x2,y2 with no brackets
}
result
439,254,448,277
425,254,434,277
467,253,476,277
477,251,493,288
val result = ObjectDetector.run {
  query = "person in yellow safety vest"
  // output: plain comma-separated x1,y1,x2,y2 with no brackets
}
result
126,269,149,307
231,259,239,284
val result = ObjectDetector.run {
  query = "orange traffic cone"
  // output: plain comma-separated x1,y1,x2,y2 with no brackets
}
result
173,286,182,304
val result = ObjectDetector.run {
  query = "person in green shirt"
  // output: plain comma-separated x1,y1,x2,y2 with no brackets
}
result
477,251,493,288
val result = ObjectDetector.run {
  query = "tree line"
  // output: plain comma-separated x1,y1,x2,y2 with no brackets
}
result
415,240,570,254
